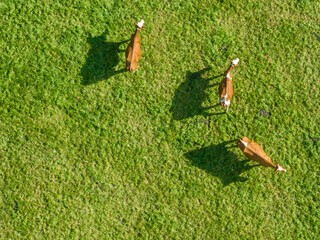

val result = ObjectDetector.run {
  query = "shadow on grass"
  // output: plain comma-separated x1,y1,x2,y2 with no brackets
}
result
81,31,128,85
170,67,223,120
185,140,258,186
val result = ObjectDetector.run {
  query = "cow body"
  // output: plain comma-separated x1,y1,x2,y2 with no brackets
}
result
238,137,286,173
219,72,233,111
125,20,144,72
219,58,239,112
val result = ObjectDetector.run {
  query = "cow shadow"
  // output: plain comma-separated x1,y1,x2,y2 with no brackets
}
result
170,67,223,120
81,32,128,85
185,140,258,186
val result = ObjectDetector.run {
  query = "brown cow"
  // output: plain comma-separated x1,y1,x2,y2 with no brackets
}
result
238,137,287,173
219,58,239,112
125,19,144,72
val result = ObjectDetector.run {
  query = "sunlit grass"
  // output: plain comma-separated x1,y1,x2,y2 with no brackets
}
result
0,0,319,238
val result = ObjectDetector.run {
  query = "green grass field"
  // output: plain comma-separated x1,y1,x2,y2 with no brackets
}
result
0,0,319,238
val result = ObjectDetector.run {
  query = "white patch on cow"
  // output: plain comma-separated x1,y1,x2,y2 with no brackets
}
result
220,94,230,106
137,19,144,28
232,58,239,65
226,72,231,79
220,94,227,102
224,94,230,105
239,139,247,147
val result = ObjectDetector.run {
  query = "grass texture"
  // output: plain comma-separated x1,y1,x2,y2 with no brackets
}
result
0,0,319,238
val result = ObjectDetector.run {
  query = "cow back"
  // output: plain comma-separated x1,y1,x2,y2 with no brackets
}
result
243,141,275,168
125,34,141,72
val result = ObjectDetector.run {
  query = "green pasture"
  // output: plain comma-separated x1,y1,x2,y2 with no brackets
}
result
0,0,319,238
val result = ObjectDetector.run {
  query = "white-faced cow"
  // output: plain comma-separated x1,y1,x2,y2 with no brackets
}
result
238,137,287,173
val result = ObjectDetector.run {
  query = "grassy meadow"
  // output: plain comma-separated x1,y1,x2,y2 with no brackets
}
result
0,0,319,238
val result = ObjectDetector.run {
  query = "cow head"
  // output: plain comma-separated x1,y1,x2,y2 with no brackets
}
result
135,19,144,30
230,58,240,67
275,162,287,173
